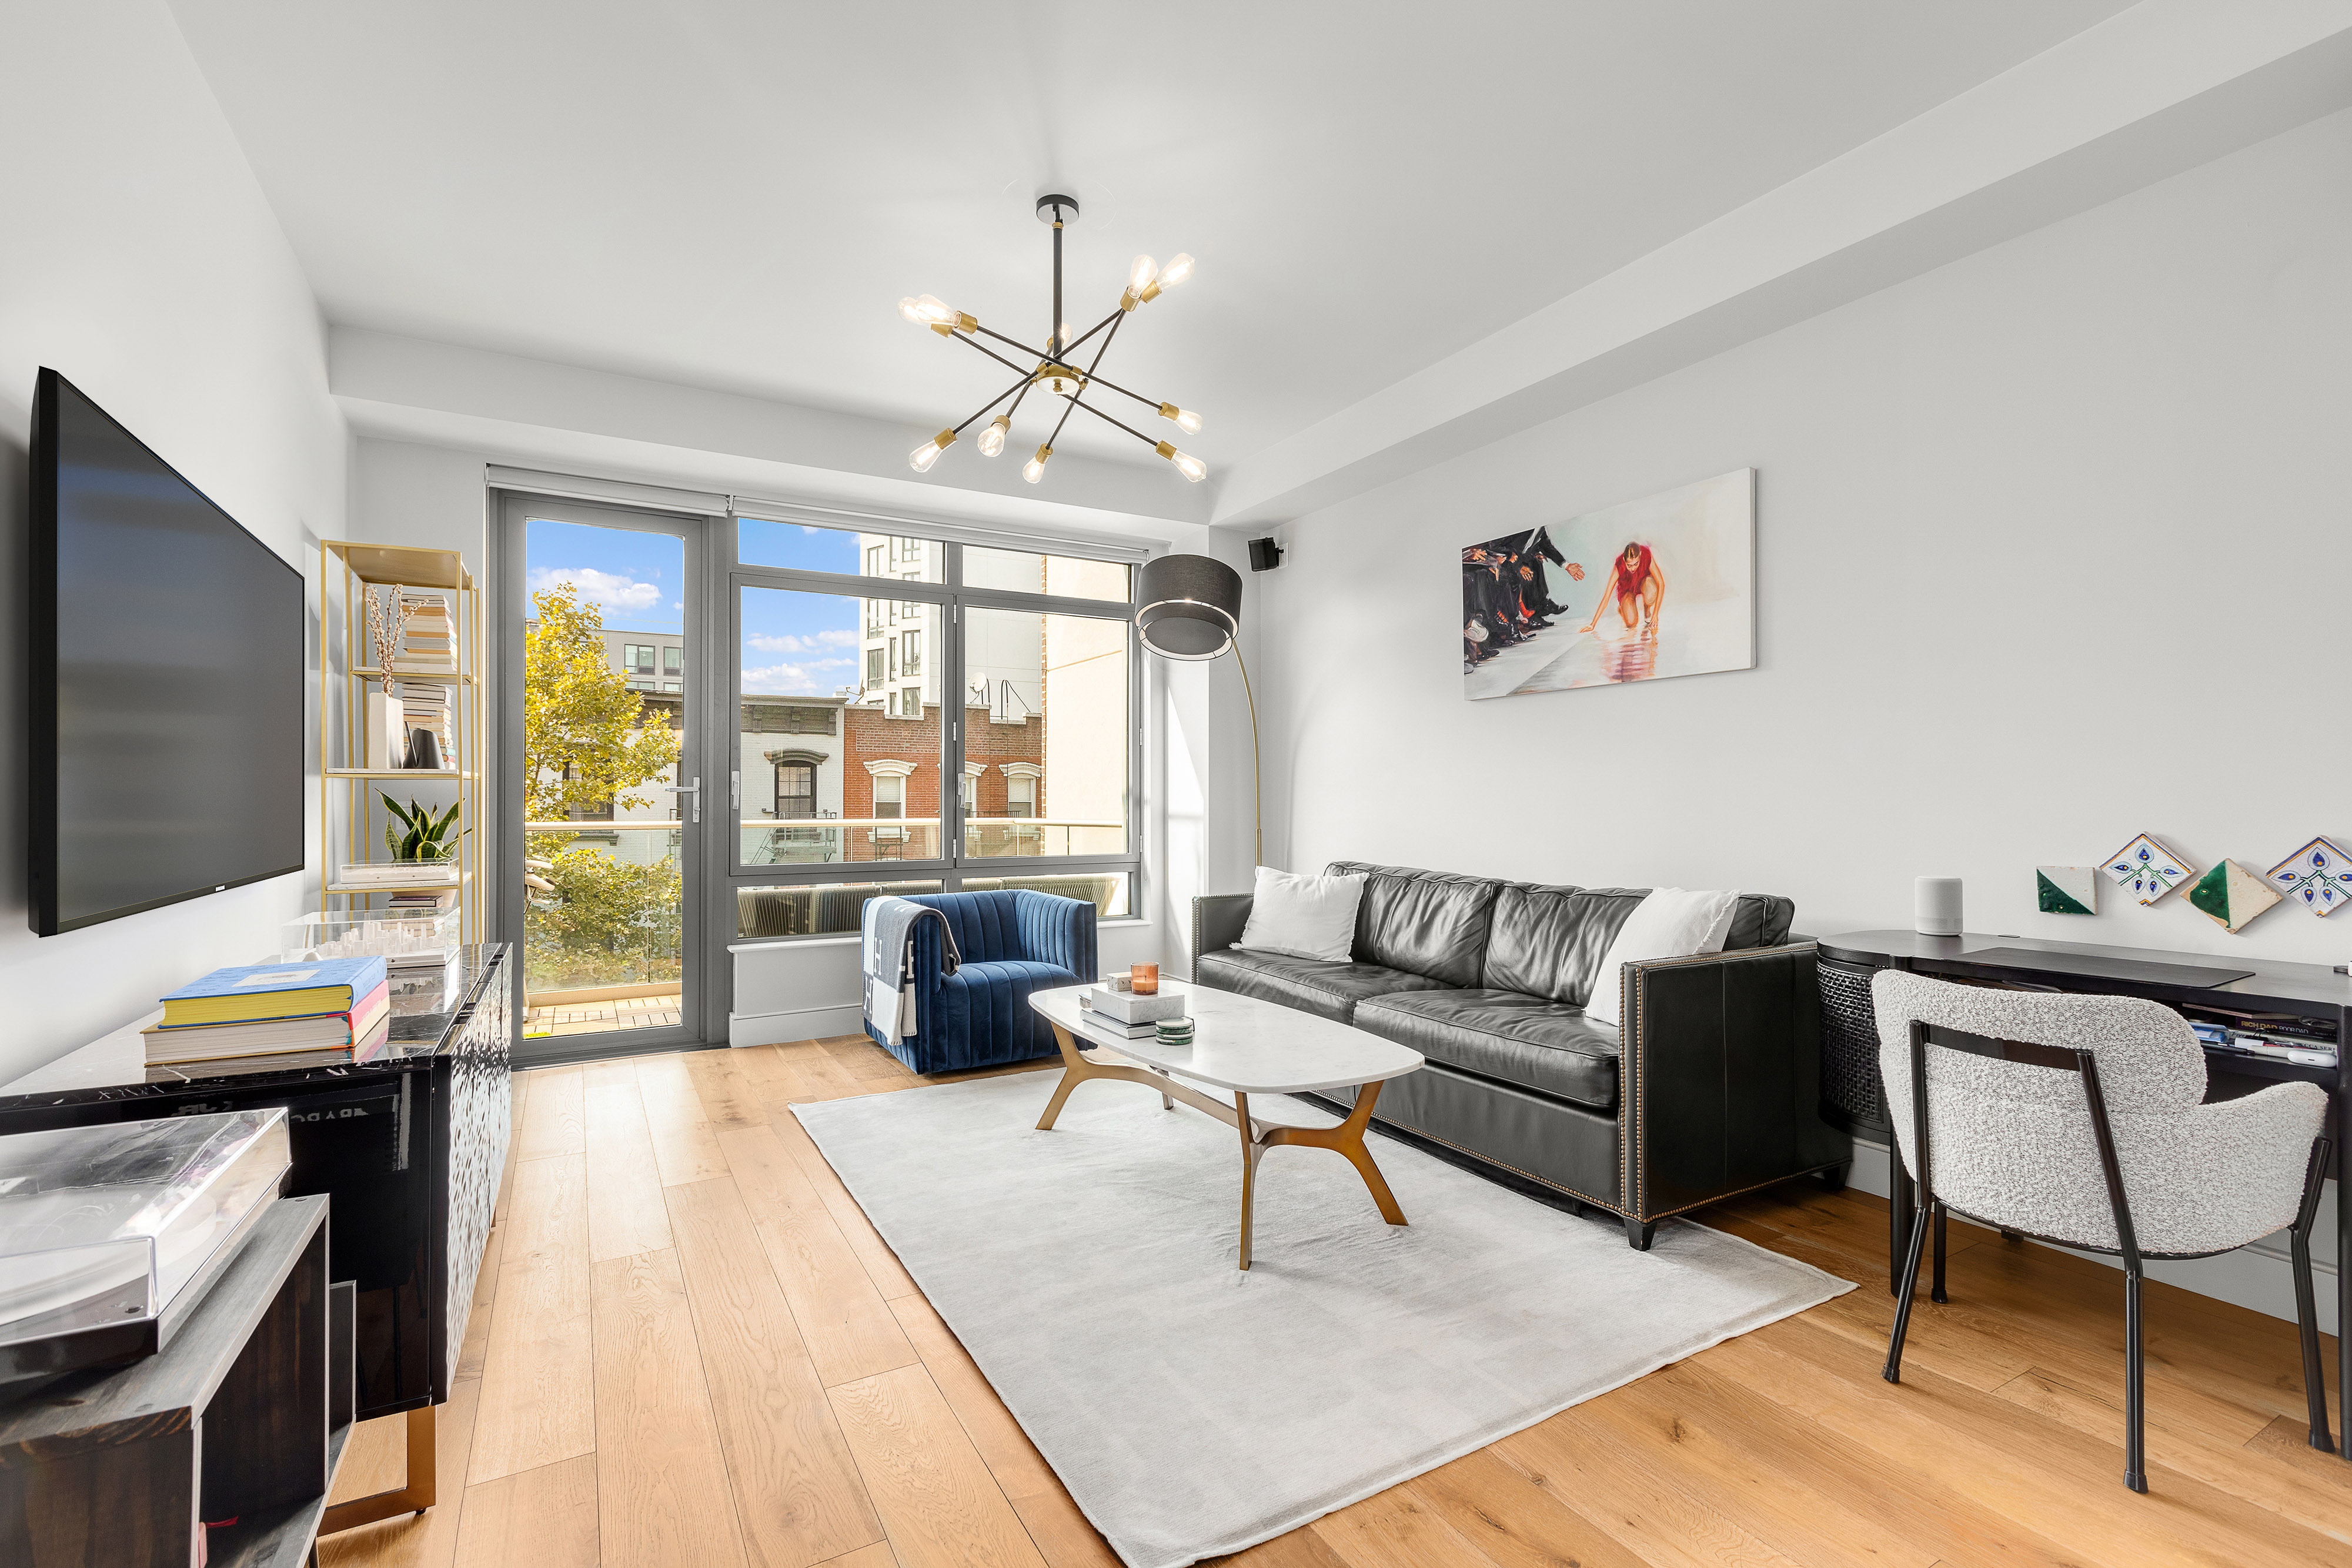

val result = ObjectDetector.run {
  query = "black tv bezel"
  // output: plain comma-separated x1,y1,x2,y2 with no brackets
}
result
28,367,307,937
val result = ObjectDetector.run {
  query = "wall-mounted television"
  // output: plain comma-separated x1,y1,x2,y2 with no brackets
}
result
29,368,305,935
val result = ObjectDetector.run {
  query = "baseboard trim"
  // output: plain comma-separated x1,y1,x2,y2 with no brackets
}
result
730,1001,862,1047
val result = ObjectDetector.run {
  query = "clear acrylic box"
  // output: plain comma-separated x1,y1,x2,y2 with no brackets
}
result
0,1109,290,1378
284,905,460,969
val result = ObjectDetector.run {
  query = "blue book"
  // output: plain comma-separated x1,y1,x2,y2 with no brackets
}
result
161,956,389,1027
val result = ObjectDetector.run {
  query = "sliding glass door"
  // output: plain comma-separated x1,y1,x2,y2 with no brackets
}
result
499,493,705,1059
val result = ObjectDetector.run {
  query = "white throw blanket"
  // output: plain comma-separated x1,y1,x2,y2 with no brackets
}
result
860,896,959,1039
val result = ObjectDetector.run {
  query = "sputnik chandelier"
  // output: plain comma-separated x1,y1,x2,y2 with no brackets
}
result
899,194,1203,486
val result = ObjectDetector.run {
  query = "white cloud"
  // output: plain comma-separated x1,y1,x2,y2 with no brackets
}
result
746,628,859,654
742,657,855,695
528,566,662,613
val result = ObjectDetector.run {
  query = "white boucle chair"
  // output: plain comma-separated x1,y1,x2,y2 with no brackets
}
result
1871,970,2334,1493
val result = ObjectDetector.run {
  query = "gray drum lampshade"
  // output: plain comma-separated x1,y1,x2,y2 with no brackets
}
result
1136,553,1244,660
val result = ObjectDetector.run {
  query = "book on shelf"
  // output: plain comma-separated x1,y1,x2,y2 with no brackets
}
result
145,990,392,1064
160,956,389,1029
386,888,457,910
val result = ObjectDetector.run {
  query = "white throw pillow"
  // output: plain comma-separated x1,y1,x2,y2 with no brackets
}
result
1583,888,1742,1028
1235,865,1367,963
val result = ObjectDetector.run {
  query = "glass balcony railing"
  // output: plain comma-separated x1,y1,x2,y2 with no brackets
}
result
731,817,1124,865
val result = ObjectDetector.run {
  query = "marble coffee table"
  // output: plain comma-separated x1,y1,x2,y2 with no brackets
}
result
1027,978,1425,1270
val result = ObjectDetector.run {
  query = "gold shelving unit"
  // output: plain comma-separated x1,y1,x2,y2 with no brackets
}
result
318,541,483,944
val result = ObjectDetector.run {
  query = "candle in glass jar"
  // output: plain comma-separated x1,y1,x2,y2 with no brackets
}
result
1131,964,1159,996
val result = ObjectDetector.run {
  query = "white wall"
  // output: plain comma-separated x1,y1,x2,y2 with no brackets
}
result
1257,108,2352,1323
0,4,346,1087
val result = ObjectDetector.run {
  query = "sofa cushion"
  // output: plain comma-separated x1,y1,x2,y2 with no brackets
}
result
1195,947,1454,1025
1325,862,1504,988
1481,884,1798,1007
1354,989,1621,1112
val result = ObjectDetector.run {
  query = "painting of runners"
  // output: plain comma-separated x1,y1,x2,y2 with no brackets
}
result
1463,469,1753,700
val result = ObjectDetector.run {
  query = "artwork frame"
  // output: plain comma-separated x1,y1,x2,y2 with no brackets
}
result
1464,469,1755,699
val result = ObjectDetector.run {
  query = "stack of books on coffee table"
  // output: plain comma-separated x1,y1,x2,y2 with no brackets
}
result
142,955,392,1069
1077,984,1187,1047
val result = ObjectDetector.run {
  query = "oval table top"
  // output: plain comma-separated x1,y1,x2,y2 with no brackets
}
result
1028,978,1424,1095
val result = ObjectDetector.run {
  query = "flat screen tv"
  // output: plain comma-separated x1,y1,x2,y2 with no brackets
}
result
29,368,305,935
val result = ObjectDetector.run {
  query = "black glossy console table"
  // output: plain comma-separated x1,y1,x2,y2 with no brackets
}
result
1819,929,2347,1460
0,944,513,1530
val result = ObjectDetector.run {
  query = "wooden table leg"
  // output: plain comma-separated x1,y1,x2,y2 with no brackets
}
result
1259,1079,1408,1226
1037,1024,1239,1131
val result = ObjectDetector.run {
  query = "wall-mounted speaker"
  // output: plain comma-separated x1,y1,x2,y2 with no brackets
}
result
1248,537,1283,571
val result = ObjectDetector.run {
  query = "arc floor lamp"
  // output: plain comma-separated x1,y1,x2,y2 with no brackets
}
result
1135,554,1260,868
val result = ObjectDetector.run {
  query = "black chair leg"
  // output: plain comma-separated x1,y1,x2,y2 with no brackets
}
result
2123,1266,2148,1493
2291,1226,2334,1454
1889,1160,1915,1298
2291,1137,2336,1454
1883,1200,1931,1384
1623,1215,1655,1251
1930,1200,1949,1305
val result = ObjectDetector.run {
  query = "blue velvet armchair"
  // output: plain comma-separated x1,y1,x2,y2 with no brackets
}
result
867,890,1098,1074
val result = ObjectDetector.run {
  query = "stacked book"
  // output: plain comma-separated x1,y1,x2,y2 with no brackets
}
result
395,679,454,767
143,956,391,1069
387,887,457,912
1076,984,1185,1047
393,590,457,675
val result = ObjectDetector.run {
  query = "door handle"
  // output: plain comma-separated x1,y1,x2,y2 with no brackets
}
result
664,777,701,824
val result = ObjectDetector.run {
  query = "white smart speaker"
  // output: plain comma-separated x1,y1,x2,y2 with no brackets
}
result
1915,877,1964,937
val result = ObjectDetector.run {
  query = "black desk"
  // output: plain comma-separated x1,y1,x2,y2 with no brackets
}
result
1818,930,2346,1460
0,944,513,1526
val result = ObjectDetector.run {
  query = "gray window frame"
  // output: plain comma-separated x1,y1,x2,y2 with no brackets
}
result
723,517,1143,941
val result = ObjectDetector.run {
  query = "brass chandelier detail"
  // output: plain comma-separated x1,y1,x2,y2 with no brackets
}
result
899,194,1202,486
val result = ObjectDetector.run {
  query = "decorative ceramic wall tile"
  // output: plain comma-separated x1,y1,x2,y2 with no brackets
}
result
2186,860,2283,934
2102,834,2194,905
2266,837,2352,917
2035,866,2097,915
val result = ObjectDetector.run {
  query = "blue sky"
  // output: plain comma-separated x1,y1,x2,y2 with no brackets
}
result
526,517,869,697
526,518,683,633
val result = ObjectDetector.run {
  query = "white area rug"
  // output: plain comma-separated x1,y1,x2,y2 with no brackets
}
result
794,1071,1853,1568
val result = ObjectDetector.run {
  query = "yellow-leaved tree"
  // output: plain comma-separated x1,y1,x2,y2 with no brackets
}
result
523,582,681,820
523,583,686,996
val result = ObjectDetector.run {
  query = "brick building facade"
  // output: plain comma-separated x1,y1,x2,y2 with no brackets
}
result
840,702,1043,858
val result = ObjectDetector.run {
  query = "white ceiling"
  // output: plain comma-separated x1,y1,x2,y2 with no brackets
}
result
171,1,2129,473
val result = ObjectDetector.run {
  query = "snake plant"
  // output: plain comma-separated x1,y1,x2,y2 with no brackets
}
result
382,794,467,861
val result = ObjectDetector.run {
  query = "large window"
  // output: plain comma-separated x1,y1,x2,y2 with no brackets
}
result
730,519,1137,935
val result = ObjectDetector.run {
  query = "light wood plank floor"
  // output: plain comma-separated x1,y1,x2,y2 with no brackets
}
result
323,1038,2349,1568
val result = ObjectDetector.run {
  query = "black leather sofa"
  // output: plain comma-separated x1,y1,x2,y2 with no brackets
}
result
1192,862,1850,1248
